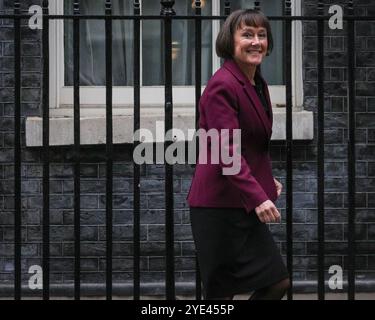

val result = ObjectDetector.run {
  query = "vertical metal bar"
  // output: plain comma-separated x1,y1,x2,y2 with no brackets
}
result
13,0,22,301
73,0,81,300
224,0,231,16
105,0,113,300
317,0,325,301
284,0,293,300
160,0,175,300
133,0,141,301
42,0,50,300
194,0,202,300
347,0,356,301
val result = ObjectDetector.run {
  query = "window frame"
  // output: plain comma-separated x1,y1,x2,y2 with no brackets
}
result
48,0,303,109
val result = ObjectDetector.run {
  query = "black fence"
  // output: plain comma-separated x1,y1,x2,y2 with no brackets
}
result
2,0,374,300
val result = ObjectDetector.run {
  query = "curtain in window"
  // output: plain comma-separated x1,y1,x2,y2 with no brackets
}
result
64,0,212,86
64,0,133,86
142,0,212,85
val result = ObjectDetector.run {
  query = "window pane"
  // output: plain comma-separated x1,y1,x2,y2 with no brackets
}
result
64,0,212,87
64,0,133,86
142,0,212,85
220,0,284,85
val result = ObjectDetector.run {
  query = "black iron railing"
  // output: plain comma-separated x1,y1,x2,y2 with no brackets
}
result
3,0,374,300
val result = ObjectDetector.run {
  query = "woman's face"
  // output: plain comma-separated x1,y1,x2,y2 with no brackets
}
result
233,23,268,67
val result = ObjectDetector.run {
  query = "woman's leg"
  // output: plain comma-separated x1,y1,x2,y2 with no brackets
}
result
249,278,290,300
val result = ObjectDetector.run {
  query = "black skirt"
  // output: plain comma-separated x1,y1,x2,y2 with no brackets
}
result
190,207,289,299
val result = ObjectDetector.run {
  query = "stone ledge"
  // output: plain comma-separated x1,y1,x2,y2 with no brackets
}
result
25,107,314,147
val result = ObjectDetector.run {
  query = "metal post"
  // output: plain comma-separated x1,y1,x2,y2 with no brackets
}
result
347,0,356,301
73,0,81,300
105,0,113,300
194,0,202,300
160,0,176,300
13,0,22,301
317,0,325,301
133,0,141,301
42,0,50,300
284,0,294,300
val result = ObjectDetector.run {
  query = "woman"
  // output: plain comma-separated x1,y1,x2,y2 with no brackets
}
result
186,9,290,300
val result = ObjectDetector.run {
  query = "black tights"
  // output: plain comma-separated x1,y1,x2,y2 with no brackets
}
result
248,278,290,300
206,278,290,300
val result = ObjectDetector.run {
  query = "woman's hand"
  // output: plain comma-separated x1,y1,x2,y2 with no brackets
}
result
274,178,282,198
254,200,281,223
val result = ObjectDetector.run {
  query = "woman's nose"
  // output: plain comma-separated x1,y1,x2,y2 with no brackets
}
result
251,35,260,45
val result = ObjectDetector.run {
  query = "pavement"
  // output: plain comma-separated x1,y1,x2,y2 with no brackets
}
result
1,292,374,300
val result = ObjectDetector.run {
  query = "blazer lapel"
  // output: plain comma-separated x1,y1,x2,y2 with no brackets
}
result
243,81,273,137
257,71,274,126
223,59,272,138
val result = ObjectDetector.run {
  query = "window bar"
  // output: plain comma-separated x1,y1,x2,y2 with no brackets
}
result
133,0,141,301
317,0,325,301
160,0,176,300
254,1,260,11
194,0,202,300
13,0,22,301
347,0,356,301
42,0,50,300
105,0,113,300
73,0,81,300
284,0,293,300
224,0,231,16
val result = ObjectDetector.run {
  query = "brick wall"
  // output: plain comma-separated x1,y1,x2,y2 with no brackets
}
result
0,0,374,297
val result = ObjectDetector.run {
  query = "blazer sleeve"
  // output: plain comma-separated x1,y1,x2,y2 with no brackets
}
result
201,79,269,214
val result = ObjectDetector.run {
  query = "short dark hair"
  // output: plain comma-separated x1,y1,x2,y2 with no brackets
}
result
216,9,274,59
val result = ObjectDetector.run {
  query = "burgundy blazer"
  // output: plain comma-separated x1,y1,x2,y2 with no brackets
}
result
186,59,278,214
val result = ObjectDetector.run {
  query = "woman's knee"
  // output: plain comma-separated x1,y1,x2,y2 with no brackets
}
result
275,277,291,294
280,278,291,291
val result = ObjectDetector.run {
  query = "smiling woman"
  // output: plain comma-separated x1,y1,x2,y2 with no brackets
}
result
187,8,290,300
232,25,269,84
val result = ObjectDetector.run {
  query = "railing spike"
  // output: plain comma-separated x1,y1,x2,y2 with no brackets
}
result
347,0,354,14
73,0,79,13
224,0,231,16
284,0,291,15
317,0,323,15
14,0,20,11
160,0,176,16
105,0,112,14
254,1,260,11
